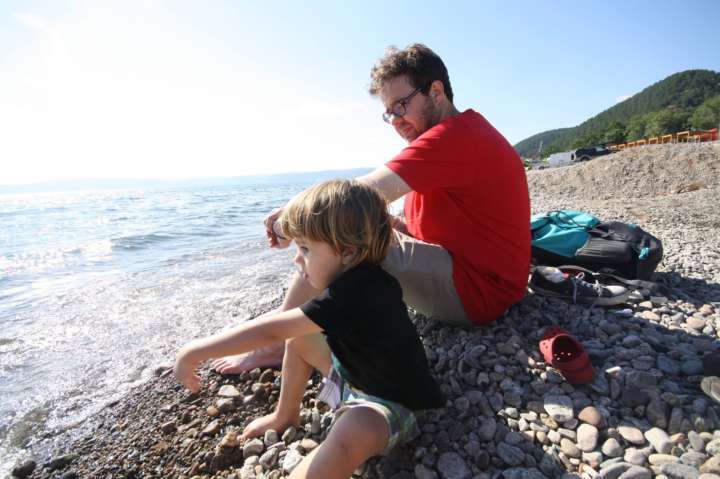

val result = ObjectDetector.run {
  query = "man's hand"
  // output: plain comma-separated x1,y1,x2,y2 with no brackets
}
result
263,208,291,249
174,347,202,393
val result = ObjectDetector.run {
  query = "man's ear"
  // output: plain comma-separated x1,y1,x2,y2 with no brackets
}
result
429,80,445,103
340,247,358,266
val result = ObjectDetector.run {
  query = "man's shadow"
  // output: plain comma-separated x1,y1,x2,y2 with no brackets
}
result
360,270,719,479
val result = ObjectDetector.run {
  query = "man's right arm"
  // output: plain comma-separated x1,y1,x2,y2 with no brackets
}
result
266,166,412,248
356,165,412,203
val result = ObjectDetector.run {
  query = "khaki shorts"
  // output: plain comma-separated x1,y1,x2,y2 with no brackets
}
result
381,230,471,326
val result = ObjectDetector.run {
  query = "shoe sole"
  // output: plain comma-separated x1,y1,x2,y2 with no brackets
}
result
529,284,631,306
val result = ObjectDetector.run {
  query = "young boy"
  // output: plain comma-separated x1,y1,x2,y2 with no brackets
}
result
174,180,444,479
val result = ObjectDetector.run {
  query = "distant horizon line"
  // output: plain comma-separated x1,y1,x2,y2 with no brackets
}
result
0,167,375,194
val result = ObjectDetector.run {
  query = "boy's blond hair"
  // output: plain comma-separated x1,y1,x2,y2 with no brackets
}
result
279,180,392,268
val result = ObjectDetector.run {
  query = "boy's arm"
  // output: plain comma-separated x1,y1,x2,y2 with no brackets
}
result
175,308,322,392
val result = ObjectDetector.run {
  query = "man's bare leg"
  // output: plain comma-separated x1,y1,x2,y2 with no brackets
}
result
211,272,322,374
242,334,332,439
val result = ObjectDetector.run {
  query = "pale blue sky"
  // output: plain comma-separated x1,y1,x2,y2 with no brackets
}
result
2,0,719,185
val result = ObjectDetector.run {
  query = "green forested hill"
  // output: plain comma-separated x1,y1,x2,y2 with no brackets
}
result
514,69,720,158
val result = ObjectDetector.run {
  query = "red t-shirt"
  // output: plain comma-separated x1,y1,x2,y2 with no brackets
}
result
385,109,530,324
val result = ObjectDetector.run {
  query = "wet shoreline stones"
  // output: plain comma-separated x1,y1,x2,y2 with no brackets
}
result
14,144,720,478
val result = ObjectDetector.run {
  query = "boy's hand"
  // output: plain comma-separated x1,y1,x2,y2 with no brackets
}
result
264,208,290,249
174,349,202,393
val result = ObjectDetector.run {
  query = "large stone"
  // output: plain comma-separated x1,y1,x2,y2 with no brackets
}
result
625,371,657,388
477,418,497,442
646,398,669,429
577,424,599,452
497,442,525,467
259,448,279,469
682,452,710,468
706,439,720,456
263,429,279,447
618,425,645,445
202,419,222,436
602,438,624,458
218,385,241,397
657,356,681,375
681,359,704,376
437,452,471,479
668,406,684,434
584,451,604,469
688,431,706,452
544,395,574,423
617,466,652,479
660,462,700,479
44,455,77,472
648,454,679,465
701,456,720,474
282,449,304,474
687,317,707,330
561,438,582,458
300,438,318,452
11,461,36,478
243,438,264,458
415,464,439,479
579,406,605,428
502,468,548,479
597,462,632,479
621,388,651,407
624,448,648,466
640,311,660,321
645,427,672,454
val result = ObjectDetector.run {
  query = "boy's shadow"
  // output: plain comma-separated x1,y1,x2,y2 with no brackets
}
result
360,271,720,479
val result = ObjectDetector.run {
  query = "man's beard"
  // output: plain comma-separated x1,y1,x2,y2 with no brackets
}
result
420,97,443,131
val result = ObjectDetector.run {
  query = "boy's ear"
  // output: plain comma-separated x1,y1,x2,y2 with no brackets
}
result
340,247,358,266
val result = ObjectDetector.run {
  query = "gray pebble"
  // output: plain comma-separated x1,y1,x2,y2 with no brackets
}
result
496,442,525,467
437,452,471,479
645,427,672,454
602,438,624,458
661,462,700,479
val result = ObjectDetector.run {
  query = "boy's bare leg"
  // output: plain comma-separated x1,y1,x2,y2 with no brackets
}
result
212,272,323,374
289,407,390,479
242,333,332,439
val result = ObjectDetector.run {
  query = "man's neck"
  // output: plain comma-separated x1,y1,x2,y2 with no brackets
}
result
439,103,461,122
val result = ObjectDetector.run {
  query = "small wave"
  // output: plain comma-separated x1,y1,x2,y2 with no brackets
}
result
111,233,176,251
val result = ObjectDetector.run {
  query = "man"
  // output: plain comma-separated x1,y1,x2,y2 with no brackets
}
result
212,43,530,374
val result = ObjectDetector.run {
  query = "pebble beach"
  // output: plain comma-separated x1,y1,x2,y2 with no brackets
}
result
12,142,720,479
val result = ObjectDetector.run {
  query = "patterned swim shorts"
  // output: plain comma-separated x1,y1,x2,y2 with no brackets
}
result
317,359,420,455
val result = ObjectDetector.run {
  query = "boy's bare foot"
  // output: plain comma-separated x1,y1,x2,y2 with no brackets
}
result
242,411,299,440
211,343,285,374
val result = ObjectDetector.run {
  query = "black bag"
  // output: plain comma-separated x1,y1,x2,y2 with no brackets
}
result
532,218,663,280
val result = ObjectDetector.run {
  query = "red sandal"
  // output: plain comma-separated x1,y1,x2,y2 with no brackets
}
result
539,326,595,384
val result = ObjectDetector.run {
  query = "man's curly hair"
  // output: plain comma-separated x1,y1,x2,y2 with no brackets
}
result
369,43,454,103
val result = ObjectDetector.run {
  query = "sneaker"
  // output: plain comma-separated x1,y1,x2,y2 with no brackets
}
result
529,266,630,306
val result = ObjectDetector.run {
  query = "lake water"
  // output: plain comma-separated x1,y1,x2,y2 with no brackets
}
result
0,170,370,474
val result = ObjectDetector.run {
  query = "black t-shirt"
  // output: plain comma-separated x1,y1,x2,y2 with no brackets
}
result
300,263,445,411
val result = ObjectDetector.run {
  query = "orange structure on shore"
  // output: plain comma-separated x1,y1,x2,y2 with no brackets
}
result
609,128,718,151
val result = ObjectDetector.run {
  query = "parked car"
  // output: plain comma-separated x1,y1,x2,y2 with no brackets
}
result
572,146,611,162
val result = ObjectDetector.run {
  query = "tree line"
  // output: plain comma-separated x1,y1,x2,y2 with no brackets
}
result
515,70,720,159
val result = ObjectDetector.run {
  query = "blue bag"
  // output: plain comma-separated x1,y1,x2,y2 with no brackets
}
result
530,210,663,280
